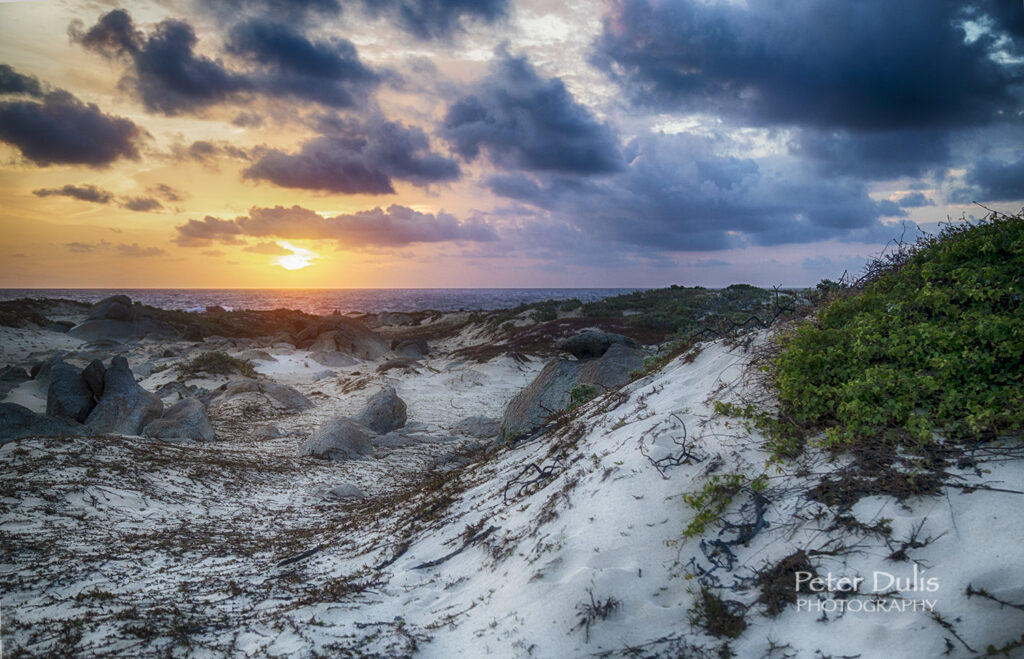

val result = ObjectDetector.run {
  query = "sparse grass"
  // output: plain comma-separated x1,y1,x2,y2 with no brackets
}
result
575,587,622,643
568,383,598,410
756,550,817,617
689,585,747,639
179,351,256,378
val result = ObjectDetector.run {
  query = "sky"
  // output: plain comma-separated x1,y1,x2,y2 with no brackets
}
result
1,0,1022,289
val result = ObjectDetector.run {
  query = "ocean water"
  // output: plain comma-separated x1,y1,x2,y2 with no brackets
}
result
0,289,642,316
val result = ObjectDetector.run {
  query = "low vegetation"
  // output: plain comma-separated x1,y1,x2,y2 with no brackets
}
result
689,585,747,639
682,473,767,539
179,351,256,378
583,283,801,341
732,209,1024,460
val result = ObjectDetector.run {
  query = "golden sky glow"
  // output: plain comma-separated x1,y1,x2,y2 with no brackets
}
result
1,0,1021,289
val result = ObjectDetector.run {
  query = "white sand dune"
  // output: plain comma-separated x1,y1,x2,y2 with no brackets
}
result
2,329,1023,657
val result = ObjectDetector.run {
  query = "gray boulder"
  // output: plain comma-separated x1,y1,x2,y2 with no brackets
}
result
143,398,215,442
0,365,30,398
82,359,106,399
453,416,501,439
392,337,429,359
85,356,163,435
87,295,134,321
46,361,95,423
224,379,260,395
579,342,644,388
377,312,413,326
0,403,91,443
323,482,367,499
377,358,421,373
500,360,581,439
295,317,388,360
218,378,313,412
32,353,68,395
352,386,407,434
238,349,276,363
69,295,177,343
46,320,74,333
310,351,359,368
311,369,337,381
254,424,284,439
154,380,198,402
308,332,341,352
500,343,644,438
1,365,30,382
298,417,375,460
133,361,157,378
68,318,168,343
557,330,637,359
259,380,313,412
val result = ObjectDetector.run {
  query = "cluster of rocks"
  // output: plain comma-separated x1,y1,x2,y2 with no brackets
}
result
275,316,389,368
1,354,215,443
298,386,408,460
500,330,644,439
67,295,178,343
206,378,313,413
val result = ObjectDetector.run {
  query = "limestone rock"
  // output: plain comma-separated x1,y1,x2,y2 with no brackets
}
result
143,398,215,442
0,403,90,443
298,417,375,460
46,361,95,423
352,386,407,434
85,356,163,435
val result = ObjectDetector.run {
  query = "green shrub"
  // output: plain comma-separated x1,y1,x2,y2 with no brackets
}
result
180,351,256,378
568,383,598,409
770,210,1024,455
689,585,747,639
682,473,766,538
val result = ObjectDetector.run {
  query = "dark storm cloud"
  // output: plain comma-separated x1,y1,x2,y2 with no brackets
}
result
226,19,379,108
33,184,114,204
71,10,380,115
443,52,622,175
0,78,141,167
595,1,1024,185
173,204,496,248
204,0,342,24
201,0,507,40
149,184,185,202
792,129,952,180
488,133,901,251
361,0,508,40
896,192,935,208
120,197,164,212
0,64,44,96
962,156,1024,202
70,10,246,114
244,119,460,194
173,215,245,246
172,140,250,164
232,112,263,128
594,0,1021,131
33,184,167,212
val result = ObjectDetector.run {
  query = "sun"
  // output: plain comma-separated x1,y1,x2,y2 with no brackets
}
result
273,242,319,270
